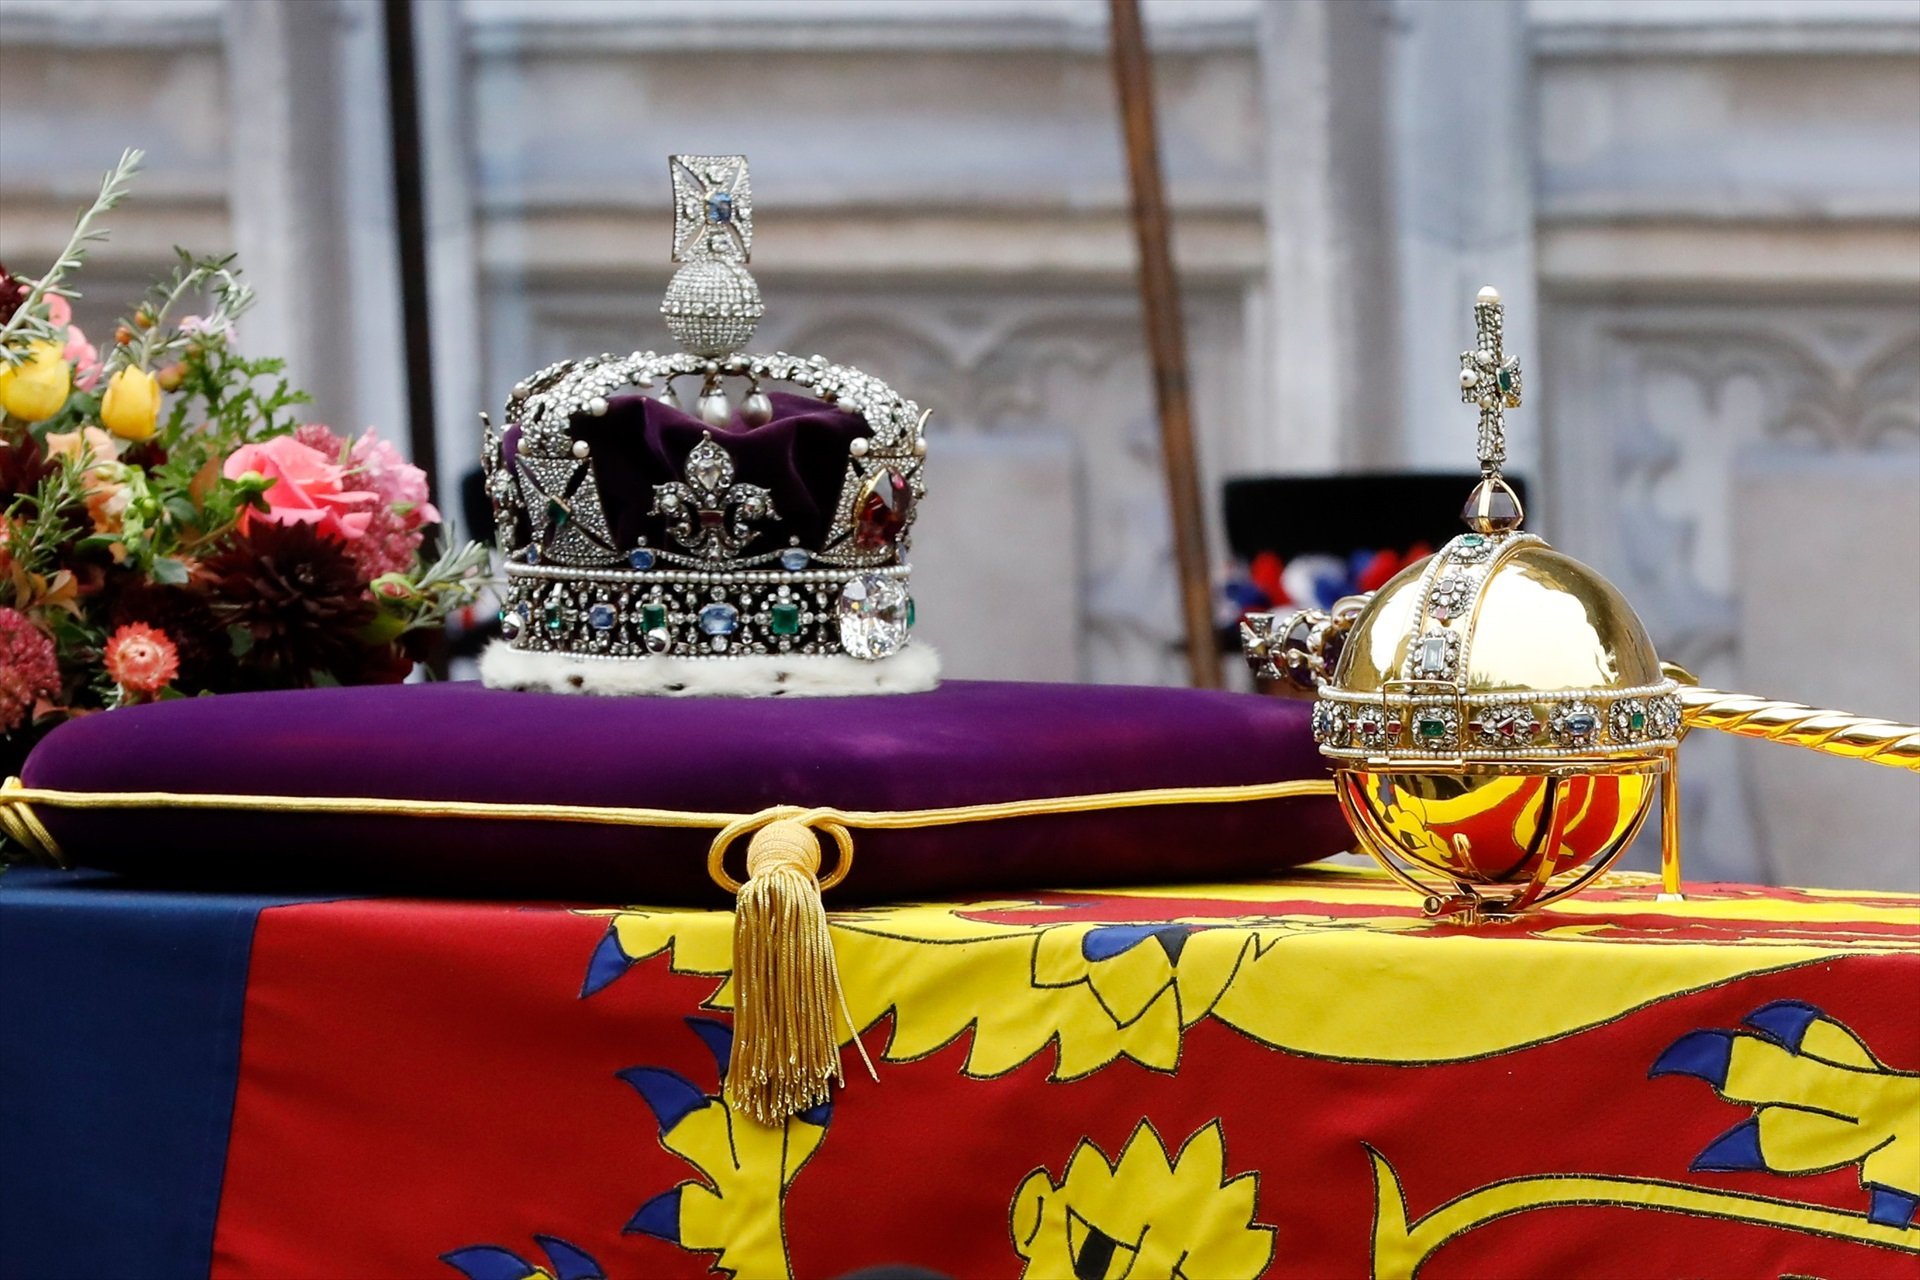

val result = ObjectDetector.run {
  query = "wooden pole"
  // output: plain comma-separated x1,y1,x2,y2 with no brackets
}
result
1109,0,1220,688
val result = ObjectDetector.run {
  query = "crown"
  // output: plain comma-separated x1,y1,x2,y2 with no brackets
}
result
479,156,935,696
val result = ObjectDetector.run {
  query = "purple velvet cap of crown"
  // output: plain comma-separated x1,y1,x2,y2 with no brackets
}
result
503,391,867,554
19,680,1346,904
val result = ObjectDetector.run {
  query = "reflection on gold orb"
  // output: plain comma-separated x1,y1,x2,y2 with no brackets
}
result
1340,769,1656,890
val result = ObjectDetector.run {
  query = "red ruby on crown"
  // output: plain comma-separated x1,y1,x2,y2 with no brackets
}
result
854,468,913,551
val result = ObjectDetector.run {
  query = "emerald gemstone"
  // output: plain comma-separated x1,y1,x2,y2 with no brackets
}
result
1496,368,1514,394
770,602,801,635
1417,716,1448,740
1629,708,1647,733
546,497,570,529
544,601,564,632
1461,534,1485,546
906,597,916,628
640,602,667,631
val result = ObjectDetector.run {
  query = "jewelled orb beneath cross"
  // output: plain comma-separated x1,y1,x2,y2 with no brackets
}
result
661,155,765,371
1256,285,1685,922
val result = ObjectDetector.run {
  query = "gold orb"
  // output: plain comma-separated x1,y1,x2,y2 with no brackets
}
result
1315,521,1683,919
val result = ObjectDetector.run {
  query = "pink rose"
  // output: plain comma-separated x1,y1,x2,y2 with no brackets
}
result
297,424,440,580
224,435,376,543
65,329,101,390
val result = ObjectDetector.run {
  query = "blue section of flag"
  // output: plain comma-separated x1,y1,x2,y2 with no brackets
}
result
0,868,324,1280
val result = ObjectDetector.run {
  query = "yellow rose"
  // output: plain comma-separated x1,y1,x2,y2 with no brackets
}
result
0,340,74,422
100,364,162,441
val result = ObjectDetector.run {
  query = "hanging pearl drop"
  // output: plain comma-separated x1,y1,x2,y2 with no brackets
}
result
659,382,682,410
741,390,773,427
698,387,733,428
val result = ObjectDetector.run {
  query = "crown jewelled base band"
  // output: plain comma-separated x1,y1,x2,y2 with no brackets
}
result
500,560,915,662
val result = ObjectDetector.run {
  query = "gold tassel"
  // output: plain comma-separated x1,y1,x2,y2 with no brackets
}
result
724,817,873,1127
0,777,65,865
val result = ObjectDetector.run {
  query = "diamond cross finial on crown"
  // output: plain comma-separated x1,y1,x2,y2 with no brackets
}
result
670,154,753,264
1459,284,1522,479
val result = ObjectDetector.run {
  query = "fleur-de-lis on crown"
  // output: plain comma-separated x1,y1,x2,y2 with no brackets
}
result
650,434,777,560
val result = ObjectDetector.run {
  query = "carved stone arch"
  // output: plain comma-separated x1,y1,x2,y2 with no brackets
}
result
1616,327,1837,448
971,313,1150,441
1852,334,1920,449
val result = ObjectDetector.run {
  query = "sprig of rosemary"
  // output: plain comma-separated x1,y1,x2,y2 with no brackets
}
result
0,148,144,364
387,536,494,633
107,248,256,378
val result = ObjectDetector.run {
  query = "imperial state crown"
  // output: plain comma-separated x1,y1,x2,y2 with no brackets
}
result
479,155,933,697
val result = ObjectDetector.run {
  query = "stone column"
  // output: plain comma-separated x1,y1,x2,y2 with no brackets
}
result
1254,0,1402,472
223,0,404,440
408,0,487,515
1387,0,1539,481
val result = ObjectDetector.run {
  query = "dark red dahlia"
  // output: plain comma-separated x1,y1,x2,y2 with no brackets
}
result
0,262,29,330
201,521,378,687
0,430,56,501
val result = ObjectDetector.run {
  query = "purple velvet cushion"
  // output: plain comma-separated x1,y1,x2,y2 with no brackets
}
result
18,680,1346,904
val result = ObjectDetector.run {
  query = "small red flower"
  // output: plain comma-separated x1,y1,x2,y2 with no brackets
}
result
103,622,180,697
0,607,60,733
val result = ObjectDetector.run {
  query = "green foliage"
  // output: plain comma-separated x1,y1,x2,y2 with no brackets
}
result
0,148,143,367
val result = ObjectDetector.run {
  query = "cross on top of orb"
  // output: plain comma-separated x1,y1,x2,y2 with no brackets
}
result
1459,285,1522,478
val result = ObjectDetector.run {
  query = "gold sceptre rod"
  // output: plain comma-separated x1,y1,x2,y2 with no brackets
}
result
1664,665,1920,773
1660,663,1919,899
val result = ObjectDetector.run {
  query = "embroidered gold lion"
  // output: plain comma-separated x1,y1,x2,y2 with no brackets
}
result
1010,1120,1274,1280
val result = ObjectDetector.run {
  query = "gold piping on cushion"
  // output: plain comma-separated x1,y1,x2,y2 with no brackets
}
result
0,776,1336,872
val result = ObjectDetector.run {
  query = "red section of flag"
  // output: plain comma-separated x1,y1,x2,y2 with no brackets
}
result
210,896,1917,1279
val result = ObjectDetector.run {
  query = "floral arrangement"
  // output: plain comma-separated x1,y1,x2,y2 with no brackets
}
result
1,150,486,777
